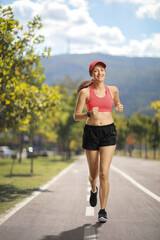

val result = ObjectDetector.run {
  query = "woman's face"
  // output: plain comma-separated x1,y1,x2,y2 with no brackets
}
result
91,64,106,82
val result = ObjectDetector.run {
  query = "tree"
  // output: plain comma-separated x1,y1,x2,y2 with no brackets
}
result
0,5,61,169
127,113,158,159
128,113,147,157
52,77,84,160
148,118,159,159
151,101,160,159
151,101,160,118
112,110,128,152
55,89,78,159
0,5,51,131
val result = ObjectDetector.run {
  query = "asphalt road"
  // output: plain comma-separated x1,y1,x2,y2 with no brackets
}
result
0,155,160,240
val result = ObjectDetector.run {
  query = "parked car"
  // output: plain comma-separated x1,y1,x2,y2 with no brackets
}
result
0,146,13,158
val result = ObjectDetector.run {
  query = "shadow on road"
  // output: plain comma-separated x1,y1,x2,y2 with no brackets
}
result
41,222,102,240
0,184,52,203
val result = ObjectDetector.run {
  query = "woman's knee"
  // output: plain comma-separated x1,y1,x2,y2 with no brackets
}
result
99,171,109,182
89,173,98,182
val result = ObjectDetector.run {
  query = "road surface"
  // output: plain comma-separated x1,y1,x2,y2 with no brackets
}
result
0,155,160,240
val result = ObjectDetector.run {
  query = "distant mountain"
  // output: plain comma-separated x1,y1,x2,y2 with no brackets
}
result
42,53,160,117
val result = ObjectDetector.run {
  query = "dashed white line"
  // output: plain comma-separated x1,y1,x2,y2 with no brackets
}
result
86,207,94,216
84,225,96,240
111,165,160,203
85,174,96,239
86,195,90,201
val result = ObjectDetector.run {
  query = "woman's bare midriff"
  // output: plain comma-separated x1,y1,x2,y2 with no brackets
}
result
86,112,114,126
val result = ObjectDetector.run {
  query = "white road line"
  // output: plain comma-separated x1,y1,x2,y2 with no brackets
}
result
86,195,90,201
84,225,96,240
111,165,160,203
0,161,76,225
87,187,91,192
86,207,94,216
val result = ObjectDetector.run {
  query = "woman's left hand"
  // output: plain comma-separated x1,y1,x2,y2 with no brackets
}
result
116,103,124,112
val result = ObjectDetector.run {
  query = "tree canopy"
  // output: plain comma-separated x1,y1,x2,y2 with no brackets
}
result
0,5,61,133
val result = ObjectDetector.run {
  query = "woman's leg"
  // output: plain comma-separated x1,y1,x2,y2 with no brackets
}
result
85,150,99,192
99,145,116,209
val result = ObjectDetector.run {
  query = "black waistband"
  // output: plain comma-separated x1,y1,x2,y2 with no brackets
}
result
85,123,115,128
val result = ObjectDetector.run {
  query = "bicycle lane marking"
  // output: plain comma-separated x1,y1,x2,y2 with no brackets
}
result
111,164,160,203
84,180,97,240
84,225,96,240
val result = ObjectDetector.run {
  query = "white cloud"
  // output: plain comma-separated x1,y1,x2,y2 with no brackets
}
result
104,0,160,19
128,33,160,57
70,33,160,57
104,0,156,3
136,2,160,19
109,33,160,57
68,0,88,9
3,0,125,54
2,0,160,57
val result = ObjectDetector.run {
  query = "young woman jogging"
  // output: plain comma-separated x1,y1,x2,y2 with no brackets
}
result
73,61,124,223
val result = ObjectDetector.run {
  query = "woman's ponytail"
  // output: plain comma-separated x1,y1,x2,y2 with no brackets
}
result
77,79,93,94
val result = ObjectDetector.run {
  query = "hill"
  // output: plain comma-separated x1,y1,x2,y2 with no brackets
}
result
42,53,160,117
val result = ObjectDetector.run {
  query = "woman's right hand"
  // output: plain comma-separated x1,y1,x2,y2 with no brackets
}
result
90,107,99,117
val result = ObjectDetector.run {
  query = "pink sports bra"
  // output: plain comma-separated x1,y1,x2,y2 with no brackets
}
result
86,84,113,112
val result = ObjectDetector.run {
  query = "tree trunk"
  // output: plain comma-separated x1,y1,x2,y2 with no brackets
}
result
145,137,148,159
19,132,24,163
30,130,34,174
153,118,159,160
128,146,132,157
139,140,142,158
67,148,71,159
10,156,16,177
153,147,156,160
31,158,33,174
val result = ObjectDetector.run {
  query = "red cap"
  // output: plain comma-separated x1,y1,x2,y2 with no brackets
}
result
89,61,106,74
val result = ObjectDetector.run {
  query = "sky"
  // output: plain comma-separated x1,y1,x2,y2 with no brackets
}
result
1,0,160,57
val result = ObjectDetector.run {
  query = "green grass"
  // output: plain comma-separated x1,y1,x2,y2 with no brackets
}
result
0,155,74,215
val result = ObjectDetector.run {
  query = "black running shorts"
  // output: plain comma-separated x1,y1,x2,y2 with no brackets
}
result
82,123,117,150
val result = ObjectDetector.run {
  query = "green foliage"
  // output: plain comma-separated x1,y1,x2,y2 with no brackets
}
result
0,5,60,134
151,100,160,118
147,118,159,149
113,111,128,149
111,109,160,158
55,88,80,153
50,78,84,155
128,113,147,141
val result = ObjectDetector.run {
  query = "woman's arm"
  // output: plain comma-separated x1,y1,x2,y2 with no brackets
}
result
112,86,124,112
73,88,89,121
